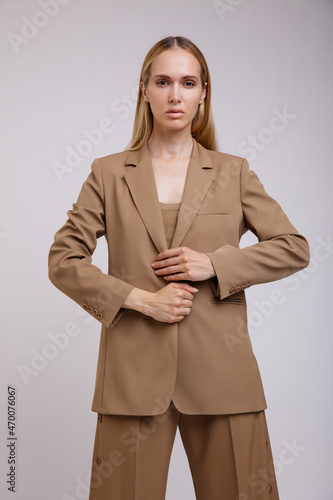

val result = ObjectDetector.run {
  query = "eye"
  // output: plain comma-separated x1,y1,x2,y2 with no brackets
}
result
156,80,168,86
184,81,195,87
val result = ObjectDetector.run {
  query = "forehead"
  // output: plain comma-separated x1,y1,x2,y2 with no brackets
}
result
150,48,201,78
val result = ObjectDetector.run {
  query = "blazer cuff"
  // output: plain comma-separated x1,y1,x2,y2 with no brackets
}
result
80,281,136,329
206,247,252,300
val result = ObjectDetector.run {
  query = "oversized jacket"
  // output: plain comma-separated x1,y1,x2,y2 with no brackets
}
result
48,138,310,416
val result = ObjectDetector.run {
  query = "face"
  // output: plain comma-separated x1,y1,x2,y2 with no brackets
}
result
140,48,207,134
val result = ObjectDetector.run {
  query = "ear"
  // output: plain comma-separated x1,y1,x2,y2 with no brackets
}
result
199,82,207,104
140,81,149,103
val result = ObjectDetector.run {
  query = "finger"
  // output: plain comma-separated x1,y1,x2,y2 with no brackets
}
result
152,256,180,269
179,294,194,302
170,315,185,323
177,290,194,301
163,273,188,281
176,305,191,317
177,306,190,316
172,283,199,293
154,264,184,276
180,299,193,308
155,248,183,261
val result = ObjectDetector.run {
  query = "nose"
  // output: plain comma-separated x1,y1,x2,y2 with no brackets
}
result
169,84,181,104
169,95,180,104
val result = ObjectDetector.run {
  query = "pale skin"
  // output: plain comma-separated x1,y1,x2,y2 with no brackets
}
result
122,47,216,323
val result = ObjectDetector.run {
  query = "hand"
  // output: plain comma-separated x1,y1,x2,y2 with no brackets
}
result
123,282,199,323
148,282,199,323
151,246,216,282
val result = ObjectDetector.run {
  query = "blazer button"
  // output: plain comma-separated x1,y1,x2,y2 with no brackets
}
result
98,413,103,423
97,312,103,320
268,484,273,494
96,457,101,467
235,286,241,292
83,303,89,310
92,308,98,316
87,306,94,314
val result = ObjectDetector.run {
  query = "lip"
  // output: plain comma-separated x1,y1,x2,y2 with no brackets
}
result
166,109,184,118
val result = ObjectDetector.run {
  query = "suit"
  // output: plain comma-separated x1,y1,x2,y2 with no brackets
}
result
48,138,310,416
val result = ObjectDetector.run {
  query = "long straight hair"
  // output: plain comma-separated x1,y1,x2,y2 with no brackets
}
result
126,36,217,151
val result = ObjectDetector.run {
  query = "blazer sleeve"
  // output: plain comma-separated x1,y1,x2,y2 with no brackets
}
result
48,158,135,328
205,157,310,300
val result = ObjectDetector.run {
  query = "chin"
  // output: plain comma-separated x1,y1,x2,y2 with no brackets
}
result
163,120,192,131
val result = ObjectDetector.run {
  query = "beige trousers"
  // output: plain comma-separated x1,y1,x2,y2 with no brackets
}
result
88,400,279,500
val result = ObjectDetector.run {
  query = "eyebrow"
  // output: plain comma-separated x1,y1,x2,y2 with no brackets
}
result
153,74,199,81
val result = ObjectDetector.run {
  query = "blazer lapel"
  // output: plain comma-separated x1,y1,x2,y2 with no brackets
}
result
124,139,215,253
170,140,215,248
124,145,168,253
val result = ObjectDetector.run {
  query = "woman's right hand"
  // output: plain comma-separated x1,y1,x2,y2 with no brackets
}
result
122,283,199,323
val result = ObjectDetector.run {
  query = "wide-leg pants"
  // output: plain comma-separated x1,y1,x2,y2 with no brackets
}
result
88,400,280,500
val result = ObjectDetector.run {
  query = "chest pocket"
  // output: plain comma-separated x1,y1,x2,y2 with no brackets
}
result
197,197,231,215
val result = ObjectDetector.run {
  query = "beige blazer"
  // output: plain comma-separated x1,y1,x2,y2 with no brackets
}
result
48,138,309,416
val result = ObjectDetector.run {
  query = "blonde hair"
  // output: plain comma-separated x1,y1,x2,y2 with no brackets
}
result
126,36,217,151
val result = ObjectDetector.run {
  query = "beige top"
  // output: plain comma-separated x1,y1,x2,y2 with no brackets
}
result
159,201,181,248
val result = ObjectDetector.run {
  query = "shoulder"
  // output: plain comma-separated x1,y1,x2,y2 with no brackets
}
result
200,144,247,176
210,149,245,164
94,149,130,172
87,149,134,186
195,140,245,167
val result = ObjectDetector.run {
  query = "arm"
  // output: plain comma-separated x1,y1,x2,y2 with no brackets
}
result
205,157,310,299
48,159,135,328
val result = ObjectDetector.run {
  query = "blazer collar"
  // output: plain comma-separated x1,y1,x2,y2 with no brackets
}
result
123,138,215,253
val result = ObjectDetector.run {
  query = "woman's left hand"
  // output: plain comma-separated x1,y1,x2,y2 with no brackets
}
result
151,246,216,282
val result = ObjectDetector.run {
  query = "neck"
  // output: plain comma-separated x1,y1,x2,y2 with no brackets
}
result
147,128,194,159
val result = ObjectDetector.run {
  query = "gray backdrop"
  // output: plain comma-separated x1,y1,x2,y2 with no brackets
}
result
1,0,332,499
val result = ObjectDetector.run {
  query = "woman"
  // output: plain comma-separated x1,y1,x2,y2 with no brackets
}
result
48,36,310,500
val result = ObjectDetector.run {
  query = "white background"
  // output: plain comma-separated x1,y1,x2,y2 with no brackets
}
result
1,0,332,499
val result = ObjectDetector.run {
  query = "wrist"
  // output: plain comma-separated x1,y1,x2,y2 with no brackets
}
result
204,253,217,278
122,288,154,315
